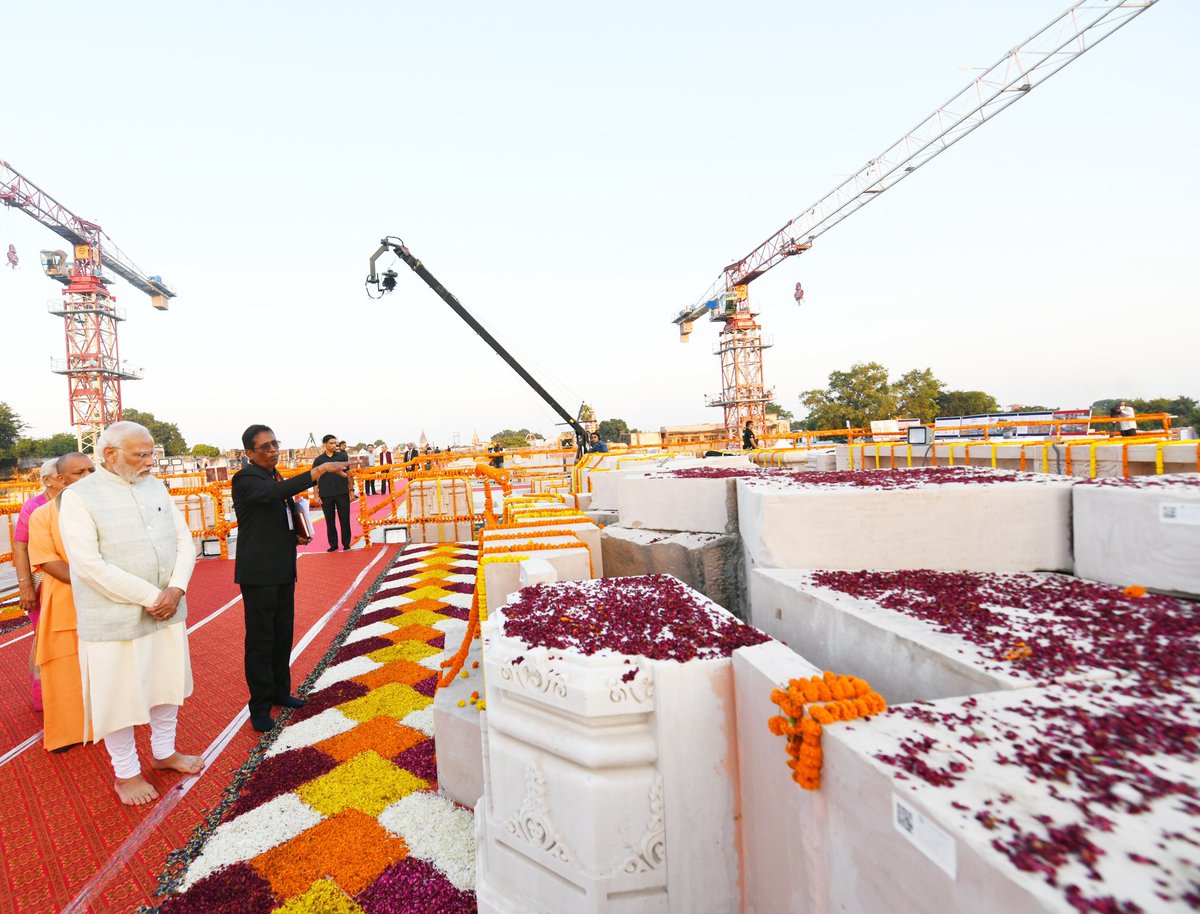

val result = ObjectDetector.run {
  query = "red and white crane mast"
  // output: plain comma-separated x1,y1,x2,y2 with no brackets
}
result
1,160,176,452
674,0,1161,440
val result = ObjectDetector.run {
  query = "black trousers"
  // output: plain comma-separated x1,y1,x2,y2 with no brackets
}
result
241,582,296,716
365,478,377,495
322,493,351,549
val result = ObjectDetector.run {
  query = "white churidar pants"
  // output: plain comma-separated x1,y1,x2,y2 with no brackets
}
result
102,703,178,779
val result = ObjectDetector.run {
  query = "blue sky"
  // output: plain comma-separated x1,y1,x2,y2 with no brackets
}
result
2,0,1195,449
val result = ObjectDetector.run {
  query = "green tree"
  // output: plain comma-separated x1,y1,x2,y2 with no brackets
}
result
892,368,945,423
597,418,629,441
491,428,534,448
14,432,79,458
122,408,189,456
798,361,896,431
191,443,220,458
0,402,27,454
936,390,1001,418
765,401,794,422
577,404,596,423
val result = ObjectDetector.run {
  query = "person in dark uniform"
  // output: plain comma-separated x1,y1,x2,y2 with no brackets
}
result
313,434,352,551
742,421,758,450
233,424,346,732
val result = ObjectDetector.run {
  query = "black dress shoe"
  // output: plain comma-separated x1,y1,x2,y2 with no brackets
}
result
327,546,338,552
276,695,306,710
251,712,275,732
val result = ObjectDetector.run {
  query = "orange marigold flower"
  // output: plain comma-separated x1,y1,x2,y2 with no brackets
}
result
1123,585,1147,598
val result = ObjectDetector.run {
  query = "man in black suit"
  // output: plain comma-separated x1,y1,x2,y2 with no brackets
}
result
313,434,352,551
233,424,347,732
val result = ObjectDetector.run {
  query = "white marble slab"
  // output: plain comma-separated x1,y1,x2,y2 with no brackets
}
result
747,569,1133,704
1073,475,1200,597
737,468,1073,573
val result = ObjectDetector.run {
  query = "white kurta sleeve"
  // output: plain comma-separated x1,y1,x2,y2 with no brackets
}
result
58,489,162,608
168,501,196,591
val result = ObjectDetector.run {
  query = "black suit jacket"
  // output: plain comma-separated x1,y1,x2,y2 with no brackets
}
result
232,463,316,586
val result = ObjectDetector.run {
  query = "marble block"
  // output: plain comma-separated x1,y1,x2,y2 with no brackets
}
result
174,493,216,532
587,466,662,511
519,557,558,588
735,644,1200,914
407,478,473,516
601,526,743,619
408,519,474,544
747,569,1121,704
483,522,603,578
1073,475,1200,597
732,640,830,914
475,577,759,914
737,469,1074,573
482,543,591,616
819,682,1200,913
432,619,486,808
616,473,738,534
588,455,753,511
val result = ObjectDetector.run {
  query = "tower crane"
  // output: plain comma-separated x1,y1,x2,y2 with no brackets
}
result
674,0,1161,440
1,160,176,451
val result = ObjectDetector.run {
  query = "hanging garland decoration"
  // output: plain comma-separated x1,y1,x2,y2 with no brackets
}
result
768,672,887,790
435,539,593,690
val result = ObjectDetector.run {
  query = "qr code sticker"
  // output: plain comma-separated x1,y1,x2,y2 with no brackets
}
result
896,803,914,833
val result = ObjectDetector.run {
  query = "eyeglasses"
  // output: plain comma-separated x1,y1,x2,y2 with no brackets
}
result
254,440,281,452
124,449,155,460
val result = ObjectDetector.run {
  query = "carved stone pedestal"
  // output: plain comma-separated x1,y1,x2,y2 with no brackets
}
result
474,582,745,913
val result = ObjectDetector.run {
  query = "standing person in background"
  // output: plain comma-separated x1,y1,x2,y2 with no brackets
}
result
378,443,392,495
364,444,378,495
1117,401,1138,437
233,424,347,732
314,435,352,551
13,458,59,710
587,431,608,453
27,452,95,751
742,420,759,450
58,421,204,806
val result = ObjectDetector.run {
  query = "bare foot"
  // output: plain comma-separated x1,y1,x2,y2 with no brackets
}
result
150,752,205,775
114,775,159,806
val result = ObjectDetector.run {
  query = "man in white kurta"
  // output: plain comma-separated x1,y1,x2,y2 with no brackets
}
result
58,421,205,805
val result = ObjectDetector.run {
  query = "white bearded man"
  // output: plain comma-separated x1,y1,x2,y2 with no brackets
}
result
58,421,205,805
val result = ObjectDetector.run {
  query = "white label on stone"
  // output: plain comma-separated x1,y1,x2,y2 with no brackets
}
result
1160,503,1200,526
892,794,957,879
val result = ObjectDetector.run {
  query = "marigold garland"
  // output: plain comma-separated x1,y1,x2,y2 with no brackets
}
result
435,539,524,688
768,671,886,790
1003,640,1033,661
435,535,594,689
487,516,594,530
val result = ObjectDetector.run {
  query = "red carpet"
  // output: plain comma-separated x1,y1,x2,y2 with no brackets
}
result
0,545,399,914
